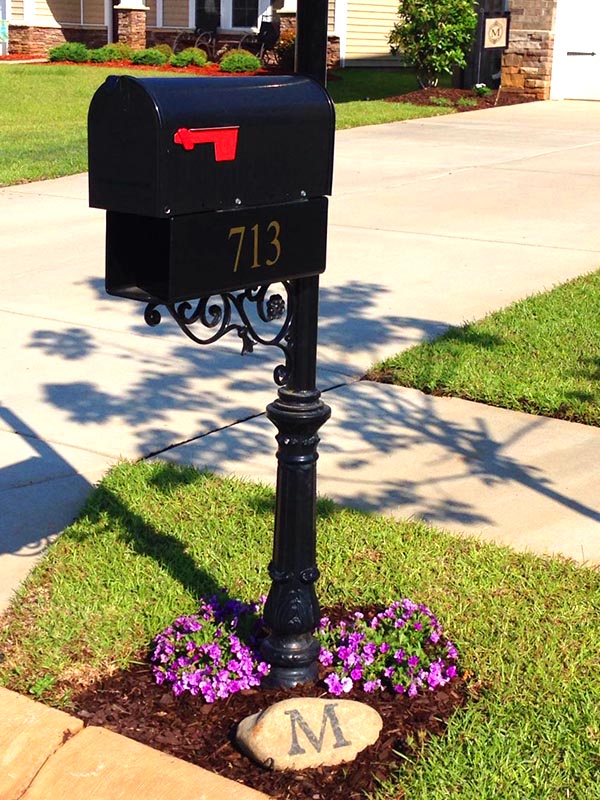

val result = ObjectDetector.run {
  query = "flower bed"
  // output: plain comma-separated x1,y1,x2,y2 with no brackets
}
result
72,598,466,799
151,595,460,703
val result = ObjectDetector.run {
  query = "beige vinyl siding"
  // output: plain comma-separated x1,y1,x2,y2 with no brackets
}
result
328,0,335,33
33,0,57,24
10,0,25,21
23,0,105,25
163,0,188,27
345,0,399,65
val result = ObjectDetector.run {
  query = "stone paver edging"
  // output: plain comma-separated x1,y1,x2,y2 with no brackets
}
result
0,687,270,799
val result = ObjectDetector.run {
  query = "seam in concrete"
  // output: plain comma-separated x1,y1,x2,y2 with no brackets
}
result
0,426,117,461
140,410,268,460
140,380,353,461
14,728,79,800
0,472,88,493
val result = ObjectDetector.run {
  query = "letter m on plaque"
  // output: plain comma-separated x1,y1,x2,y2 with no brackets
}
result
285,704,352,756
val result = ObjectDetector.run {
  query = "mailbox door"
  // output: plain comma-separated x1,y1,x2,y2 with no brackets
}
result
106,199,329,303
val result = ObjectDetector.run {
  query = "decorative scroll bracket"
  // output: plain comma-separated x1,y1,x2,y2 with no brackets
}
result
144,282,294,387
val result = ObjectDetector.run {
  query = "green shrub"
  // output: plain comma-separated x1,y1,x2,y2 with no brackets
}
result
457,96,478,108
48,42,90,63
219,49,261,73
131,48,168,66
88,45,125,63
430,96,453,107
154,43,174,59
169,47,208,68
388,0,477,88
108,41,135,60
473,82,493,96
273,30,295,70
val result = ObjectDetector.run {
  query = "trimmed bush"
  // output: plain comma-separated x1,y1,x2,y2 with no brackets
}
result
88,45,126,63
108,42,135,60
169,47,208,68
131,48,168,66
154,43,174,59
219,49,261,73
48,42,90,63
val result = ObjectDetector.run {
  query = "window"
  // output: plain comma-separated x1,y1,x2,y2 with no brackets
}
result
231,0,257,27
197,0,269,31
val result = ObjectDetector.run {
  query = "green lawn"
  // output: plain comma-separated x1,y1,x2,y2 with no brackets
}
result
0,64,451,186
1,460,599,798
368,270,600,426
0,64,170,185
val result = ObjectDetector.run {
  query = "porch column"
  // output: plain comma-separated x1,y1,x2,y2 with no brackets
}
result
114,0,149,50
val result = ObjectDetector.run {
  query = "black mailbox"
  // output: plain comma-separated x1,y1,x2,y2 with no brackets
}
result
88,75,335,303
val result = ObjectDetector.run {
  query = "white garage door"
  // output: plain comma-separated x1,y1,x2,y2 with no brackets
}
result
551,0,600,100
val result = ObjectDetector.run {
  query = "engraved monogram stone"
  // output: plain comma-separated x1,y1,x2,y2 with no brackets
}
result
236,697,383,770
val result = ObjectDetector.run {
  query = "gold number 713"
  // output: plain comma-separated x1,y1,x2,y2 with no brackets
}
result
228,221,282,272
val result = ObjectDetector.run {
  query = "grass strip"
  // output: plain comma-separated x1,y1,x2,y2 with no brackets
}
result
0,64,451,186
368,270,600,426
1,460,599,798
334,100,451,130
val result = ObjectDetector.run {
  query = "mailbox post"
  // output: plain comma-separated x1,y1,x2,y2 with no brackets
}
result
89,0,333,689
260,0,331,687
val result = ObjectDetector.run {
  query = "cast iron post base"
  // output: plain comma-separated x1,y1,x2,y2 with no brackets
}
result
260,385,331,688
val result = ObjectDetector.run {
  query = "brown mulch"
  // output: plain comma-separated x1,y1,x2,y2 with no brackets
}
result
0,53,47,61
387,86,537,111
71,657,468,799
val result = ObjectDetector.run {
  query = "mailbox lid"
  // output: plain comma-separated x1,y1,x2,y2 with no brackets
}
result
88,75,335,218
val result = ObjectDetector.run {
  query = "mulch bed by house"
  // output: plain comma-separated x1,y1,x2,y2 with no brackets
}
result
0,57,270,75
0,53,47,61
72,661,466,798
387,86,538,111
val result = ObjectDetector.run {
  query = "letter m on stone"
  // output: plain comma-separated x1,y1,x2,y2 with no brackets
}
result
285,704,352,756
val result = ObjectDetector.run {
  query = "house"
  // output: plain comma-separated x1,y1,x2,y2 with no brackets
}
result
2,0,599,101
1,0,398,65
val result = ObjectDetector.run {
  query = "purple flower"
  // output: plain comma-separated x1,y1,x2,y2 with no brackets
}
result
152,595,458,706
325,673,347,696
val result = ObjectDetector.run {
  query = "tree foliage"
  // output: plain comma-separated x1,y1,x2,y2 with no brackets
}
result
389,0,478,88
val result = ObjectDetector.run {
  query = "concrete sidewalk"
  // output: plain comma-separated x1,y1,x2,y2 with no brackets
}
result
1,686,270,800
2,100,600,613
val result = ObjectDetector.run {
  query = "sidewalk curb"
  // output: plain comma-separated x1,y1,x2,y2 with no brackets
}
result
0,687,270,799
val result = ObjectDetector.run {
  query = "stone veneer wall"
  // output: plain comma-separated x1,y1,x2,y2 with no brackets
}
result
115,9,147,50
9,25,107,54
501,0,558,99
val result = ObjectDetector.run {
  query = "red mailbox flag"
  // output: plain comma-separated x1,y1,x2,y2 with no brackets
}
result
173,126,239,161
